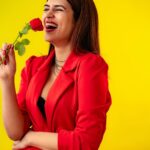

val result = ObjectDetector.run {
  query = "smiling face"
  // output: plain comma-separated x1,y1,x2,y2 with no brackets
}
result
42,0,75,46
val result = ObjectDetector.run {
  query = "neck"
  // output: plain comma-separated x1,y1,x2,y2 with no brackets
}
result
52,43,73,76
53,43,73,64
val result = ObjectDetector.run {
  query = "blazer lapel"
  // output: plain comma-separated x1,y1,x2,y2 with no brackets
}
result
26,50,55,131
26,49,80,131
45,50,80,131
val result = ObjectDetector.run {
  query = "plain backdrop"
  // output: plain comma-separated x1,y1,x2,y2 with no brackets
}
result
0,0,150,149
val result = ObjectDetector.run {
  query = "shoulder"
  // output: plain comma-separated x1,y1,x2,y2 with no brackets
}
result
23,55,48,75
78,51,108,72
25,55,47,66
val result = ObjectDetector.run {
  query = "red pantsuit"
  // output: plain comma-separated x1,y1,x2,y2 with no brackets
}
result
17,49,111,150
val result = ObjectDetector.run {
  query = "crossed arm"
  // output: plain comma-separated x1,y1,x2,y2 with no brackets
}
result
2,55,111,150
12,131,58,150
1,77,58,150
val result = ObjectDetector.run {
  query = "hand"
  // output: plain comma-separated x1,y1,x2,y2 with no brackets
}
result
12,131,33,150
0,43,16,81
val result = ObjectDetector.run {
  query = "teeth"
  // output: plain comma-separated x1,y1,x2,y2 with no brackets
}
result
45,23,57,29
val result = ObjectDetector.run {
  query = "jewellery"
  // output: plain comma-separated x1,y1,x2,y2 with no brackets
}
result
55,59,66,62
53,57,66,76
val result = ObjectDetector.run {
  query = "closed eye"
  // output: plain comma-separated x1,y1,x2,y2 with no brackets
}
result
54,8,64,11
43,8,49,11
43,4,66,12
43,4,50,11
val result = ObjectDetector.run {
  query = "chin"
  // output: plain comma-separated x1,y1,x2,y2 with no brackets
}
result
44,35,54,43
44,38,52,42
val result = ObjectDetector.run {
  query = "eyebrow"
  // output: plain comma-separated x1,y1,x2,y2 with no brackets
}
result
44,4,66,9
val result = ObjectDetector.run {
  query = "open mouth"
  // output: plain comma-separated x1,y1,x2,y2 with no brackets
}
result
46,25,57,30
45,23,58,31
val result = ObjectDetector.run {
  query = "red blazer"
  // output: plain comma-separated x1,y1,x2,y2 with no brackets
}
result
17,49,111,150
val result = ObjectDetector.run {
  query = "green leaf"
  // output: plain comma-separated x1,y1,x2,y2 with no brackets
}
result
15,42,21,50
18,45,25,56
14,42,25,56
21,39,30,45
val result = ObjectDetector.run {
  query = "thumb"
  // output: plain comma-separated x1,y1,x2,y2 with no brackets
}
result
2,42,8,50
8,44,16,63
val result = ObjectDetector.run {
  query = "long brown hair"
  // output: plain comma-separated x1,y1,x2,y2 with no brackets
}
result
48,0,100,55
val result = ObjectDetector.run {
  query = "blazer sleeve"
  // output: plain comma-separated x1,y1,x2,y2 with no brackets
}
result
58,54,112,150
16,56,36,132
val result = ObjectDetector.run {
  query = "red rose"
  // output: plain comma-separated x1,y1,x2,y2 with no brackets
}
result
29,18,43,31
0,18,44,65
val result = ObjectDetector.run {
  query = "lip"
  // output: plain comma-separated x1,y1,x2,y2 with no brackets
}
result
45,21,57,25
45,28,56,32
44,21,58,32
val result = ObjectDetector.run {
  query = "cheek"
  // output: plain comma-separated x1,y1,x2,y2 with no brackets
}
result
42,13,46,24
59,15,74,31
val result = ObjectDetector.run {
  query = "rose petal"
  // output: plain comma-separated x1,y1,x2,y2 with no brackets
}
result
29,18,43,31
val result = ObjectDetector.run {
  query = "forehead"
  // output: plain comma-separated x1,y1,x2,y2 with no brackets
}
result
46,0,69,6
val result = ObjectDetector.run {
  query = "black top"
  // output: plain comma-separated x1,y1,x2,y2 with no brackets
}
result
37,96,46,119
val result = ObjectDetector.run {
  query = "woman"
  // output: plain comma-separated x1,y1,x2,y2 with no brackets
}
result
0,0,111,149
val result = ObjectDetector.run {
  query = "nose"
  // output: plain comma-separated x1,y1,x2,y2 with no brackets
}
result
45,10,54,18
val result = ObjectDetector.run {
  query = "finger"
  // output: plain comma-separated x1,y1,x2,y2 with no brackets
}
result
1,43,9,65
0,49,2,58
2,49,7,58
12,143,25,150
13,140,20,145
7,44,14,56
0,55,2,65
0,50,7,65
9,44,15,55
2,43,12,56
2,43,8,51
7,45,15,64
5,53,9,62
12,141,21,150
12,145,19,150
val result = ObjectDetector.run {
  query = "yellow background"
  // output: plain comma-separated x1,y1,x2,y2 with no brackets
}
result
0,0,150,149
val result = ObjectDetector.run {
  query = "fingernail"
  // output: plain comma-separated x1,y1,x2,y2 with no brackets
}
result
8,44,11,49
10,44,13,48
2,50,6,56
3,59,6,65
10,48,14,54
2,43,7,50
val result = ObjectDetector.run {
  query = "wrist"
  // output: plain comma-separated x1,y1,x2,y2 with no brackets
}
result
26,131,35,147
0,77,15,87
